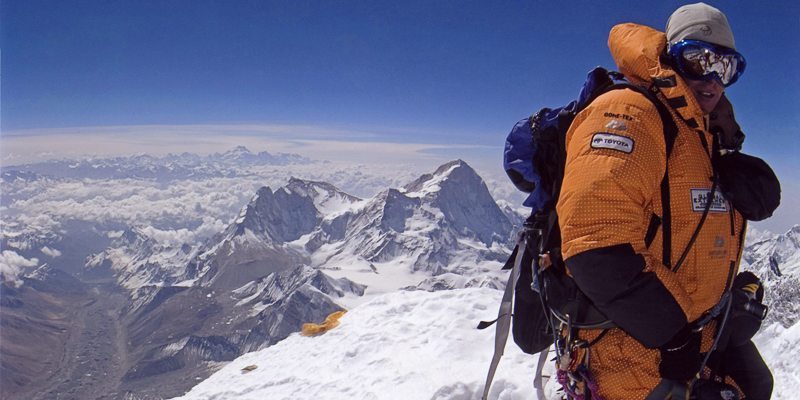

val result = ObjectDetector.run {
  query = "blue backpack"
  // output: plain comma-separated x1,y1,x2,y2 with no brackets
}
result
480,67,678,400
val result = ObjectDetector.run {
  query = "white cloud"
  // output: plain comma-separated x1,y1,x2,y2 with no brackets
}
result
139,226,197,247
194,217,228,239
1,160,453,243
1,141,528,263
41,246,62,258
0,250,39,287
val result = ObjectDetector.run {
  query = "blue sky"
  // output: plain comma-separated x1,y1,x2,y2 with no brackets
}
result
1,0,799,232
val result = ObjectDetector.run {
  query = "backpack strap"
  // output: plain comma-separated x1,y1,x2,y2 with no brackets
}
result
479,231,527,400
603,82,678,154
603,81,679,267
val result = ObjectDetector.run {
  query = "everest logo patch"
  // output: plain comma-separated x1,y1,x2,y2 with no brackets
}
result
691,189,729,213
605,120,627,131
590,133,634,153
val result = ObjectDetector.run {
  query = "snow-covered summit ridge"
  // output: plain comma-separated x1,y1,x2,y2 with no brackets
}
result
172,288,539,400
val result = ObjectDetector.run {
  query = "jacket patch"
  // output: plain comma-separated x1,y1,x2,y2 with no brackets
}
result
591,133,634,153
606,120,627,131
690,188,729,213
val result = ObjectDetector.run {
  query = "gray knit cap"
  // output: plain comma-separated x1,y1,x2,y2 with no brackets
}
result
666,3,736,50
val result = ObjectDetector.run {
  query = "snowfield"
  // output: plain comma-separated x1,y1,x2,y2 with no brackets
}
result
172,288,548,400
754,322,800,400
173,286,795,400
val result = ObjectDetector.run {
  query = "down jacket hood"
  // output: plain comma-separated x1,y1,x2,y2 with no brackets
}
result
609,23,706,125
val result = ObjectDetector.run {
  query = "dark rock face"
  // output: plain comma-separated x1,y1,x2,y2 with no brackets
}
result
110,265,363,398
122,335,240,382
236,186,318,244
380,189,421,233
337,159,514,273
188,186,319,290
0,282,79,399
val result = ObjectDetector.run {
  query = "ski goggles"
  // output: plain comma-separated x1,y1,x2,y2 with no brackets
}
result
668,40,746,87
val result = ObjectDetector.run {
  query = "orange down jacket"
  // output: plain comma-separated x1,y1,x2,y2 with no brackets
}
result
556,23,746,399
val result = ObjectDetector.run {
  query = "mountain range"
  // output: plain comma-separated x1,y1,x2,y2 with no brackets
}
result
1,156,519,399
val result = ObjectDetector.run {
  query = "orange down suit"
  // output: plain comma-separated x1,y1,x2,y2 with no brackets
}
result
556,23,746,399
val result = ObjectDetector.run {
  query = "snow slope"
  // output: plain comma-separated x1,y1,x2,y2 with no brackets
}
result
173,286,796,400
754,323,800,400
172,287,553,400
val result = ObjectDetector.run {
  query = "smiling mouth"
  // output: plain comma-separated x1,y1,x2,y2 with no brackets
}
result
698,91,716,99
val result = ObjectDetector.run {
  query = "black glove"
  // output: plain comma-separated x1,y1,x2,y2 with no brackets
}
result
728,272,768,347
658,323,702,381
732,271,765,304
710,95,780,222
709,94,745,152
693,379,741,400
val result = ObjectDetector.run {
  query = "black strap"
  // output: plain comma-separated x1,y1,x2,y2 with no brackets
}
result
644,213,662,248
605,82,678,268
479,232,527,400
586,328,610,347
661,172,672,268
668,96,689,109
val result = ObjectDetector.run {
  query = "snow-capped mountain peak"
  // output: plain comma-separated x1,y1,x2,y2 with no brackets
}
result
403,159,468,196
743,224,800,281
285,177,365,218
402,159,513,246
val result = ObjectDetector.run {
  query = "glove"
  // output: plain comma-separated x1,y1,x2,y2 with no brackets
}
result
693,379,741,400
728,272,768,347
709,94,745,152
710,95,780,221
658,323,702,381
732,271,764,303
